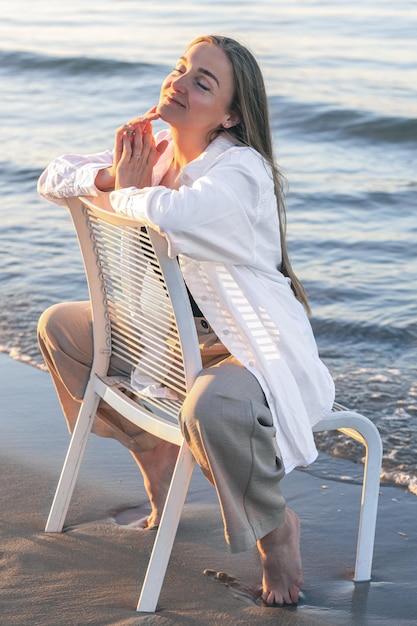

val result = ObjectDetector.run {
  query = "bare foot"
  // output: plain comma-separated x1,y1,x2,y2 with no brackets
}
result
130,440,179,528
257,508,303,606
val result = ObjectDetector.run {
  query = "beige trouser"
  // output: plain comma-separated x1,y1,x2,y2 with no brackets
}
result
38,301,286,552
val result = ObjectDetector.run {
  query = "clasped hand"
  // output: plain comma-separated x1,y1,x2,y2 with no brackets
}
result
95,106,168,192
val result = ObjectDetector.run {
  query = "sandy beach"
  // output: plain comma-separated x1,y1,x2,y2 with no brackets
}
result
0,353,416,626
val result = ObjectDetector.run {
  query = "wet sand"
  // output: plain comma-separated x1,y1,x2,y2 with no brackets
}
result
0,354,416,625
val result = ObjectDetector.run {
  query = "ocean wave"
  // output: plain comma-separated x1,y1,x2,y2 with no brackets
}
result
2,162,42,185
313,431,417,497
5,49,415,149
291,187,417,214
270,96,417,146
0,49,159,78
312,316,417,348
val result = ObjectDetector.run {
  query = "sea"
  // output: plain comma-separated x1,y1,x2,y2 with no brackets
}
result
1,1,416,494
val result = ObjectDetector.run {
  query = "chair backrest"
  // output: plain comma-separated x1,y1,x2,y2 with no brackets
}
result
66,196,202,415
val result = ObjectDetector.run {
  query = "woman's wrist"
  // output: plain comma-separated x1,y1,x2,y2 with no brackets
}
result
95,167,115,192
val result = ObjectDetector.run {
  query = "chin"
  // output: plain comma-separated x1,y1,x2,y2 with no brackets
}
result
157,106,176,126
156,103,169,120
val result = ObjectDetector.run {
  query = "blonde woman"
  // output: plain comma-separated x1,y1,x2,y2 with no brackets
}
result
38,35,335,606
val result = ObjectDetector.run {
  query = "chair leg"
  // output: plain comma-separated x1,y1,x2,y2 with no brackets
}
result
136,442,195,613
353,421,383,582
314,412,382,582
45,387,100,533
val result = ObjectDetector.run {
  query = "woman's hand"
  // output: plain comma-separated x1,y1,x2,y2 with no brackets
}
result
115,120,167,190
95,107,167,191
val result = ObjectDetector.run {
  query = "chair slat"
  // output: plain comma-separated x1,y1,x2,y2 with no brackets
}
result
83,205,189,398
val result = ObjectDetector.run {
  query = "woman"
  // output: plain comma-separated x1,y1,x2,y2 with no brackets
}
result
38,35,335,606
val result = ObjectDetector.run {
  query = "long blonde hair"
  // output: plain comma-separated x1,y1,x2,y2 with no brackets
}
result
187,35,310,313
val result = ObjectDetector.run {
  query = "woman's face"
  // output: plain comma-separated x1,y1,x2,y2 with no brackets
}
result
157,42,236,138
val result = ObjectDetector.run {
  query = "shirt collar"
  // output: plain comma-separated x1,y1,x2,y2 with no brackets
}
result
153,130,237,186
181,135,237,182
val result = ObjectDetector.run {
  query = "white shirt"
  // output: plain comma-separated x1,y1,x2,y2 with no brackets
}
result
38,129,335,472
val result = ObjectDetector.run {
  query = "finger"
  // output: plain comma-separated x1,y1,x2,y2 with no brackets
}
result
122,123,136,143
154,139,169,164
116,123,135,143
146,105,159,116
116,121,130,132
127,107,160,126
140,106,160,123
144,126,158,157
114,124,130,159
132,128,144,157
120,133,133,163
134,130,151,166
143,106,160,122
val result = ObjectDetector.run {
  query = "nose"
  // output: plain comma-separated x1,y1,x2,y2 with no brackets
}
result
171,71,187,92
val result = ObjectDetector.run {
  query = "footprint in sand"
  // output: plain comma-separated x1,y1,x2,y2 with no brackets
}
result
110,504,156,529
203,569,263,604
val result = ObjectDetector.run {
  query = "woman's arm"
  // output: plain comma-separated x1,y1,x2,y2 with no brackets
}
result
37,107,165,206
110,149,269,265
37,150,114,206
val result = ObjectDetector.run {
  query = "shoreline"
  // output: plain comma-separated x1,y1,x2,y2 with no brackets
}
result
1,353,416,625
4,349,417,499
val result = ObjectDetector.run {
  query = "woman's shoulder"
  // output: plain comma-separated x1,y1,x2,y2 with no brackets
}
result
210,136,272,180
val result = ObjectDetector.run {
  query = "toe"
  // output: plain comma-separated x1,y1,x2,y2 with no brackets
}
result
288,584,301,603
262,589,284,606
262,586,301,606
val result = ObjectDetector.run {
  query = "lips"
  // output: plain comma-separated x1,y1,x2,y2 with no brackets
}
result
165,94,186,108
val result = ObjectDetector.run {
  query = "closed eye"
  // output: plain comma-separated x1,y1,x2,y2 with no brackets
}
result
172,66,211,91
196,79,210,91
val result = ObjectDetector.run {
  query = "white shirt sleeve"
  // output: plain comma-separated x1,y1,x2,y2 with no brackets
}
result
110,153,264,265
37,150,113,206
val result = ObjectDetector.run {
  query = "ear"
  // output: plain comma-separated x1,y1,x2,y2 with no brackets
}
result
222,112,240,129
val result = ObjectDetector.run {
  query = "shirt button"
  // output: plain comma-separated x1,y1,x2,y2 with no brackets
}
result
222,329,230,336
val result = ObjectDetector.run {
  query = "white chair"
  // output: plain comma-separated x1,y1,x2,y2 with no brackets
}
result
45,196,382,613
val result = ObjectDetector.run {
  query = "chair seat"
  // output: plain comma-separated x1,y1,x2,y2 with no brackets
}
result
95,374,184,444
